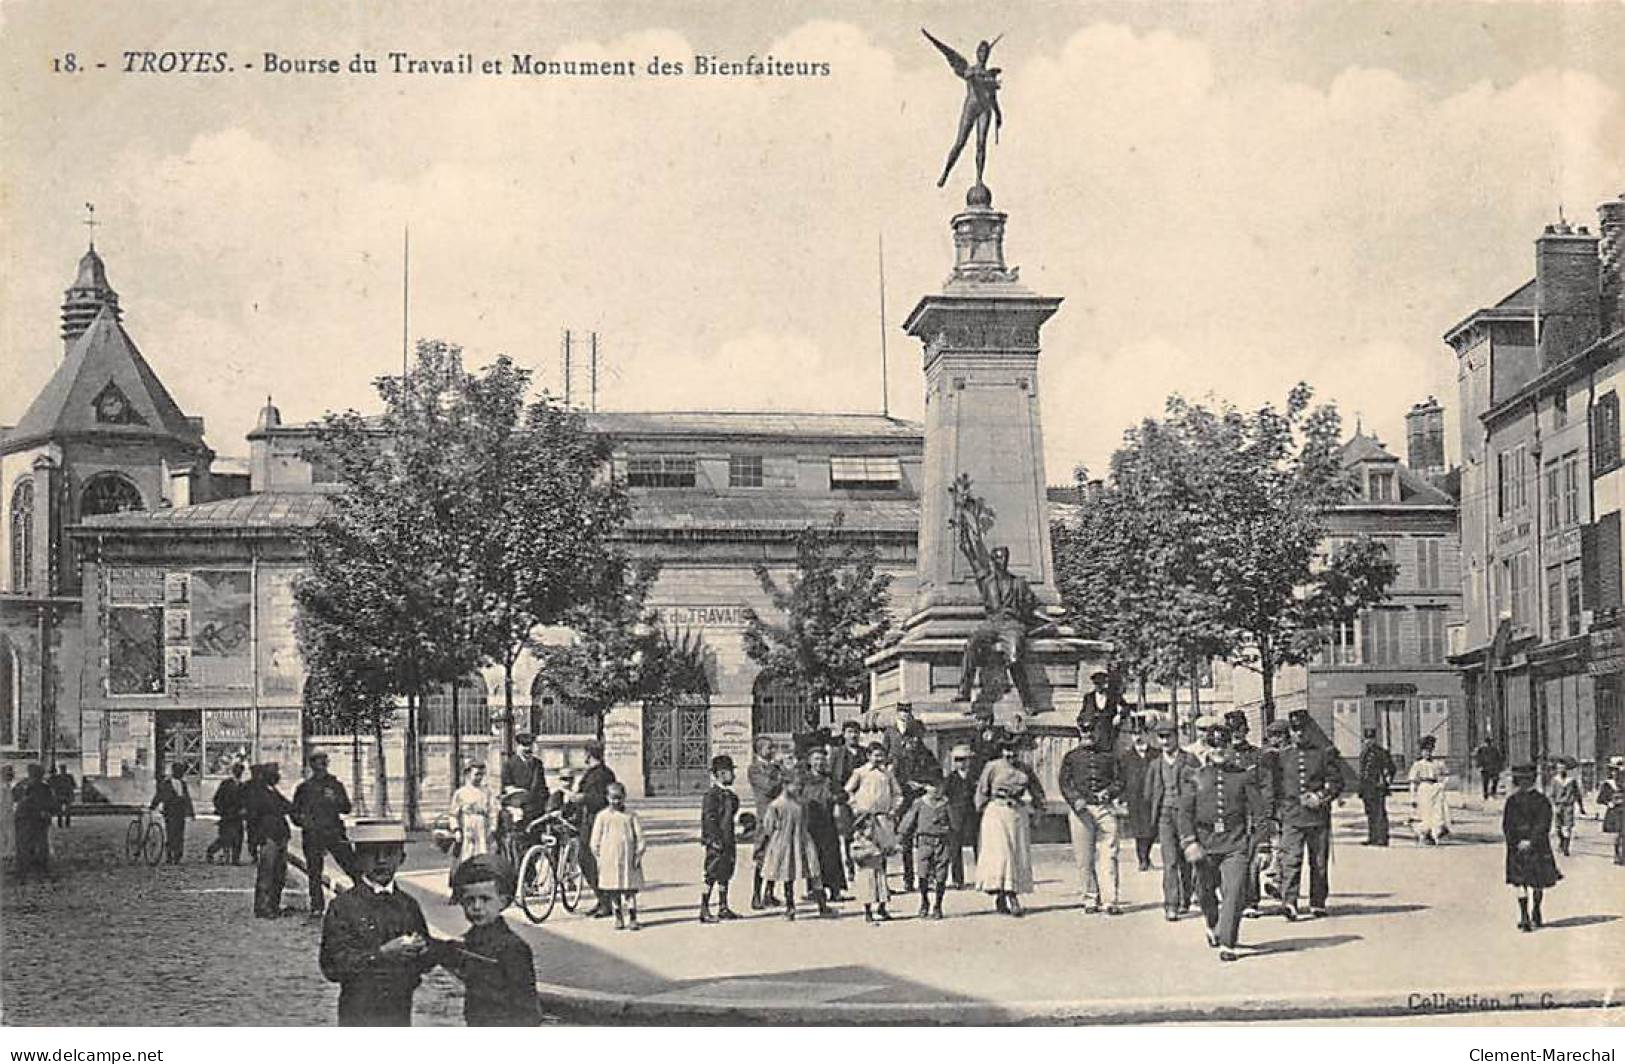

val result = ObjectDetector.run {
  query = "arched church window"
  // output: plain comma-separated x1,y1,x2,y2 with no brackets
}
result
0,636,17,747
9,479,32,592
80,473,143,517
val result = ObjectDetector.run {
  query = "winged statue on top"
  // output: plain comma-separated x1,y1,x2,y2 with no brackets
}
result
922,28,1005,191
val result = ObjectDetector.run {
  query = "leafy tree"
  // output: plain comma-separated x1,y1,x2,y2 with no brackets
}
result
743,515,895,729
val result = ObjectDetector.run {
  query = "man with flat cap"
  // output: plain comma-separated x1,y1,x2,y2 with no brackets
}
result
1080,670,1131,747
293,751,358,915
1143,714,1200,919
1274,709,1344,919
1177,722,1267,961
1357,726,1397,846
500,732,549,826
319,821,444,1026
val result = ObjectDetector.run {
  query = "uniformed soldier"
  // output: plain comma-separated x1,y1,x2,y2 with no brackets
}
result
1224,710,1272,918
1058,711,1125,914
1176,723,1267,961
318,822,445,1026
1274,709,1344,919
292,752,358,915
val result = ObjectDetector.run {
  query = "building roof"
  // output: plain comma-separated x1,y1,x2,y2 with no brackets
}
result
1442,277,1537,346
1338,431,1455,508
3,306,208,455
78,487,920,538
79,491,333,531
580,411,923,442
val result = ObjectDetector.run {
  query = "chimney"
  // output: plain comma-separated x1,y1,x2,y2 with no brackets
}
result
1536,219,1601,369
1601,192,1625,335
1406,396,1446,478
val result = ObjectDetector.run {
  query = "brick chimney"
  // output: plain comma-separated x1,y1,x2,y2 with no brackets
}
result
1405,396,1446,479
1601,192,1625,335
1536,219,1601,369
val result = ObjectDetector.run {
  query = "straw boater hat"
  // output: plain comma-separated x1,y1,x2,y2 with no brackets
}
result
350,821,407,847
949,744,974,760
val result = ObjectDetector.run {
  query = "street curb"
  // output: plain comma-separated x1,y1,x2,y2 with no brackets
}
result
525,980,1621,1026
396,876,1619,1025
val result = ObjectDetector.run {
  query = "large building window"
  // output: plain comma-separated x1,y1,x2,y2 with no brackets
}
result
1415,538,1442,590
1360,609,1403,665
1565,559,1583,638
626,455,696,488
80,472,143,517
0,636,16,747
9,479,32,592
1323,618,1358,665
1367,470,1395,502
728,454,764,489
1416,609,1447,664
1497,444,1529,518
1562,453,1581,527
1594,392,1621,472
1547,564,1564,639
1545,460,1561,529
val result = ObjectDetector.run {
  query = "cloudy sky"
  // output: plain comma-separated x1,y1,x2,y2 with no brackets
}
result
3,1,1622,479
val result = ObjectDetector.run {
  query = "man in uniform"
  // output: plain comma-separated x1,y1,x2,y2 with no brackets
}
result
1275,709,1344,919
891,729,940,892
1144,714,1200,920
1176,722,1267,961
1357,726,1397,846
319,822,444,1026
293,751,358,915
500,732,550,825
1059,711,1125,914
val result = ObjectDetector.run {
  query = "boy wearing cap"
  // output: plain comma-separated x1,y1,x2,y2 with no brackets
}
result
1275,710,1344,919
897,770,954,918
319,823,443,1026
1144,715,1200,920
1503,764,1561,931
444,855,542,1026
700,755,742,923
1177,725,1266,961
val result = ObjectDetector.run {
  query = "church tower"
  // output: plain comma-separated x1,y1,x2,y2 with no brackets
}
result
60,243,123,354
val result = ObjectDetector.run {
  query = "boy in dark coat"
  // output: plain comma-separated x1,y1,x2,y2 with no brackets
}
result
319,822,443,1025
699,755,741,923
443,855,542,1026
943,744,981,888
897,770,955,918
1503,763,1561,932
206,761,247,864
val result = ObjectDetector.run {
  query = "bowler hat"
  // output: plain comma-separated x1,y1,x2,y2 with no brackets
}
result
514,732,535,746
1090,670,1110,682
1510,763,1538,782
1363,727,1378,739
1224,710,1248,732
1152,714,1177,735
710,754,735,773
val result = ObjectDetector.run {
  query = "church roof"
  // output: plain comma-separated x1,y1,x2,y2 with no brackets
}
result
3,306,208,455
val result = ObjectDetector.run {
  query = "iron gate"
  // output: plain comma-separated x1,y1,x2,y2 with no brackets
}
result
643,695,710,794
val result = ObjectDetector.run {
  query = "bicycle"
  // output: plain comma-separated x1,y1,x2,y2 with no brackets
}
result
124,810,165,866
516,810,584,923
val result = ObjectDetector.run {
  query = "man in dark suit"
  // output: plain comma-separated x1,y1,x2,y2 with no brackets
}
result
1079,671,1132,747
573,742,617,917
207,760,247,864
1276,709,1345,919
1224,710,1271,916
244,763,295,917
1177,723,1268,961
1357,727,1397,846
500,732,549,824
1143,715,1200,920
293,752,358,915
891,730,940,892
943,743,981,888
1117,726,1159,871
149,762,194,864
828,720,866,791
48,764,75,828
880,703,928,764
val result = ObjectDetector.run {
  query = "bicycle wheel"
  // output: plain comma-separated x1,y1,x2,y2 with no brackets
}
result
143,823,165,866
516,844,557,924
125,819,144,863
557,836,584,912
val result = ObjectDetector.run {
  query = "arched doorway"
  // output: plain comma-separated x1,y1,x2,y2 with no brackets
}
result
752,672,818,748
643,693,710,795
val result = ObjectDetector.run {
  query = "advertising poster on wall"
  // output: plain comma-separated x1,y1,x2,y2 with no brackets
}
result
257,567,303,698
107,606,163,695
190,570,252,689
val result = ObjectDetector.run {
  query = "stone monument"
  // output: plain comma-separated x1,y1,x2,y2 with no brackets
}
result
866,33,1108,759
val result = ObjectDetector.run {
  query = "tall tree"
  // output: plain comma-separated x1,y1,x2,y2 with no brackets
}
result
743,515,895,729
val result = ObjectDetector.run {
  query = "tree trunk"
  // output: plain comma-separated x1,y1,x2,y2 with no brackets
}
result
1190,660,1202,717
373,721,390,818
1260,640,1277,726
450,680,462,798
405,688,420,830
351,727,365,817
503,661,516,757
1137,671,1149,726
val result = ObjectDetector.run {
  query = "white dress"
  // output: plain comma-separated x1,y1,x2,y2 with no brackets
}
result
974,759,1037,894
1408,757,1449,839
590,808,646,891
448,782,496,861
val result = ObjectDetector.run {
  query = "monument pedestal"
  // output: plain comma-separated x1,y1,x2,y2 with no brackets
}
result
867,187,1110,765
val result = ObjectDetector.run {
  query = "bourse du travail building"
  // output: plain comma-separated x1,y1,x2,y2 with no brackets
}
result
1,242,926,813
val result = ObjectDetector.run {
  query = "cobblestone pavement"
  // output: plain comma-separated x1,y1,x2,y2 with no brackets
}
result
1,816,467,1027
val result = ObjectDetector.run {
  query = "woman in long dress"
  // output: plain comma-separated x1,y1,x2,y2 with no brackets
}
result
974,739,1043,916
1408,736,1450,845
447,762,497,889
